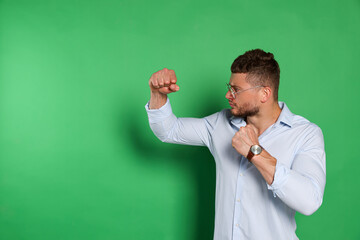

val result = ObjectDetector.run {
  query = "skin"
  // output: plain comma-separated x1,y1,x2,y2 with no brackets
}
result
148,68,179,109
226,73,281,184
149,69,280,185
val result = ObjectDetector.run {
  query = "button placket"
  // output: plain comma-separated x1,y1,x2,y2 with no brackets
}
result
233,156,247,238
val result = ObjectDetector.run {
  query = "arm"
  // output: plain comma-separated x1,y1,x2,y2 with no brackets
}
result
146,68,216,147
232,124,326,216
265,127,326,216
146,99,214,146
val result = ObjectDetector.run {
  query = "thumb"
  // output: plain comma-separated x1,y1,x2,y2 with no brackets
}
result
169,84,180,92
158,84,180,94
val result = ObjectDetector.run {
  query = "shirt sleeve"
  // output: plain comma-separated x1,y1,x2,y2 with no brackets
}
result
145,98,218,147
267,126,326,216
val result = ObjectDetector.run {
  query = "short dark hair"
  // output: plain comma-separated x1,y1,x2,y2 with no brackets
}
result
231,49,280,100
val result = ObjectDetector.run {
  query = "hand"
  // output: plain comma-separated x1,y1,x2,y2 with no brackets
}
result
232,124,260,157
149,68,180,95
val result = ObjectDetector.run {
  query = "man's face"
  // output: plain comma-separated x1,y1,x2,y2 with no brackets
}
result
225,73,261,118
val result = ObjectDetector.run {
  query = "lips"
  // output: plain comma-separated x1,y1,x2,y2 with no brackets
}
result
229,102,235,107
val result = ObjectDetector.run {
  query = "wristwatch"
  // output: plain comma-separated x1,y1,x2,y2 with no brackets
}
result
247,144,263,162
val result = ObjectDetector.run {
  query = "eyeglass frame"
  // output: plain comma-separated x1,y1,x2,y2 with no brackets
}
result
226,83,264,99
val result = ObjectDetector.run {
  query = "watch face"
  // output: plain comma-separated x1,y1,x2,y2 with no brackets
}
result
251,145,262,155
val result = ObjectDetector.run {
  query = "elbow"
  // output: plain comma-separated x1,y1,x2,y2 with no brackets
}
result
158,135,169,143
149,124,170,142
153,130,174,143
298,196,323,216
153,132,169,142
299,180,325,216
149,120,176,143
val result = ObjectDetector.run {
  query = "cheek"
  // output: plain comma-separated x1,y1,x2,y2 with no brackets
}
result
234,96,246,105
235,97,255,109
238,94,257,104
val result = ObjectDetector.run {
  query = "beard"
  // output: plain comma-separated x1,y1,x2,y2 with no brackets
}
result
230,102,259,118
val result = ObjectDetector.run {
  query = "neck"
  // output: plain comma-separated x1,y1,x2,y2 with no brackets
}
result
246,101,282,136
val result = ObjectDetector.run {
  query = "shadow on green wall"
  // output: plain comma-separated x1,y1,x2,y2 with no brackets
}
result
123,94,224,239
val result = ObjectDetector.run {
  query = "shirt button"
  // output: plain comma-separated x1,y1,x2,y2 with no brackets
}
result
239,173,243,176
237,199,240,202
236,224,239,227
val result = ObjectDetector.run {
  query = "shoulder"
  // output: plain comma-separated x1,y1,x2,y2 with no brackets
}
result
281,102,322,133
292,114,322,132
289,113,324,147
204,109,230,120
279,102,324,144
203,109,231,130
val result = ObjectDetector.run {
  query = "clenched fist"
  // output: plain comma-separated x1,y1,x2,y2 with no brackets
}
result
149,68,180,95
232,124,260,158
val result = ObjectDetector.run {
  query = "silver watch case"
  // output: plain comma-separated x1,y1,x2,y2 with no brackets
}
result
250,145,262,155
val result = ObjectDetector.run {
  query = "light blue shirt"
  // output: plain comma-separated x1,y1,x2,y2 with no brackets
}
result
145,98,326,240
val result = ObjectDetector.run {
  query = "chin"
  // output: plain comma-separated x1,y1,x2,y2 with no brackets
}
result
232,106,259,118
230,108,240,117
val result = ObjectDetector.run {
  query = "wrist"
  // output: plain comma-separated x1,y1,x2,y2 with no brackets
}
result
150,90,167,97
247,144,262,162
149,91,168,110
250,153,263,164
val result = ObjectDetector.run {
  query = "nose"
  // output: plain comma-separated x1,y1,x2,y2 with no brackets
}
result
225,89,233,100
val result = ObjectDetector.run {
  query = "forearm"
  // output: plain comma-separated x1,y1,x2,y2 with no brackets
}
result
251,150,276,185
265,159,325,216
149,91,168,109
252,151,325,215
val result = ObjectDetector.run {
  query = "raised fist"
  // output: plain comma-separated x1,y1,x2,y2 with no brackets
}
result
149,68,180,95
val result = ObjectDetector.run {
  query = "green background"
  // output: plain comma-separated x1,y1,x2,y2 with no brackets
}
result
0,0,359,239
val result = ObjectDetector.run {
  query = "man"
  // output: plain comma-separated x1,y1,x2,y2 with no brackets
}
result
145,49,326,240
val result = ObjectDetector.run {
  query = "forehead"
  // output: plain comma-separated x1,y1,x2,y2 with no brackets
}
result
229,73,251,87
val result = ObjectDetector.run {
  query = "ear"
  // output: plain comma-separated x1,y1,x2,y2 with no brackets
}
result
260,87,272,103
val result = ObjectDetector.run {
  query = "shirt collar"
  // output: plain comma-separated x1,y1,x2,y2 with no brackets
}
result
229,115,246,129
276,102,293,128
229,101,294,128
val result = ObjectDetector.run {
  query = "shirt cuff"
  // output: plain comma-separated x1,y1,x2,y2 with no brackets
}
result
145,98,173,123
267,160,289,193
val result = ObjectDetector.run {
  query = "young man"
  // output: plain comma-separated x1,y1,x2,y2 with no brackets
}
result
145,49,326,240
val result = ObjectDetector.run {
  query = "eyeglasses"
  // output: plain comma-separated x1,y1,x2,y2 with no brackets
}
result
226,83,263,99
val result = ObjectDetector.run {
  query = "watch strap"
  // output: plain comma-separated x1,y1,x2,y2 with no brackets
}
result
247,150,255,162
